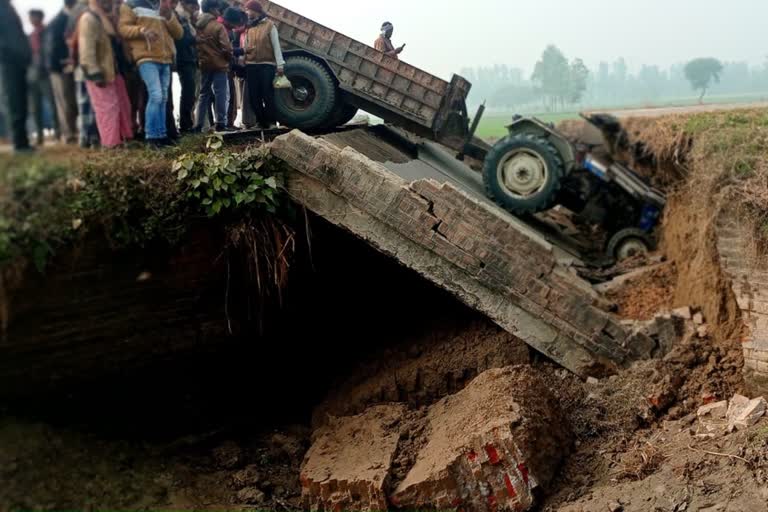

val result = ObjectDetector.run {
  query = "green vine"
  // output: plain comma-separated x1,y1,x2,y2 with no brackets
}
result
1,134,287,274
174,135,284,217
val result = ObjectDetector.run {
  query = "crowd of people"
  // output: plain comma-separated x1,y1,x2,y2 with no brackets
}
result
0,0,407,154
0,0,290,152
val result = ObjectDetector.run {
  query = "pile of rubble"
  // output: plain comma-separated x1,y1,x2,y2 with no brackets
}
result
300,366,570,512
697,394,768,434
620,305,710,359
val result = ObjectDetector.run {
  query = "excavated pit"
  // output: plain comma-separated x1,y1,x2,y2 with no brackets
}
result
0,212,537,510
3,213,513,431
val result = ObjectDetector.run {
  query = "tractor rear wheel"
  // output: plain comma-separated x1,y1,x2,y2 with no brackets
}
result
606,228,654,262
482,134,565,215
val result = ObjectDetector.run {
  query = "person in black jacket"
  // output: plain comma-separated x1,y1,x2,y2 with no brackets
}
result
45,0,79,144
174,0,199,133
0,0,32,152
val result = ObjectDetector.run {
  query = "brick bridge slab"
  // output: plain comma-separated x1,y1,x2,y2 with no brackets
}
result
271,130,644,377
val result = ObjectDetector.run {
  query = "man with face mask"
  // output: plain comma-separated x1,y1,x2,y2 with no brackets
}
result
374,21,404,59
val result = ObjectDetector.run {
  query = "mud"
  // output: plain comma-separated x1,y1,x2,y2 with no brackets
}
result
313,319,530,426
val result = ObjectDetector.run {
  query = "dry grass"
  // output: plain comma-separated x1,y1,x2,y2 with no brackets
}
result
621,109,768,267
615,436,668,481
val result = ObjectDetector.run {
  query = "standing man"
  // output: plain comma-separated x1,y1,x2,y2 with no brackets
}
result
242,0,283,129
79,0,134,148
174,0,199,133
28,9,59,146
118,0,183,148
194,0,232,132
0,0,32,152
45,0,79,144
374,22,405,59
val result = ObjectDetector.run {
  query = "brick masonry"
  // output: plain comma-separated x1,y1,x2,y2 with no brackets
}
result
0,229,232,396
717,214,768,394
271,130,649,378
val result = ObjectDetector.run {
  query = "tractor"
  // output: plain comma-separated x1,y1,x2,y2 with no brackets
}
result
479,113,666,262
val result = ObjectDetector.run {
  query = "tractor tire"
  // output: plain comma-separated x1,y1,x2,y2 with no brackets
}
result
482,134,565,215
606,228,654,262
275,56,338,131
322,102,359,129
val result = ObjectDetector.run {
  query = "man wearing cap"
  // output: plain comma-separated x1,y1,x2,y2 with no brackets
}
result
375,22,404,59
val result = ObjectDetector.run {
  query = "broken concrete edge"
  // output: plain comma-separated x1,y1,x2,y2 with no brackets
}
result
269,130,644,378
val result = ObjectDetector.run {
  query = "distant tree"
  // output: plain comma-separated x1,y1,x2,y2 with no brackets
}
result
532,45,570,110
684,58,724,103
638,64,665,100
567,58,590,104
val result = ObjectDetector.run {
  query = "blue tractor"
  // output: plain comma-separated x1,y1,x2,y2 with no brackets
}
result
479,113,666,262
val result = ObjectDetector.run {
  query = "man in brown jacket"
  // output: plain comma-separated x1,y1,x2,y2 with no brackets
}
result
118,0,183,146
193,0,233,131
243,0,283,129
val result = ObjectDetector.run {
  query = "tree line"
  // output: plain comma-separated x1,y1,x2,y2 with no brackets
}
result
461,45,754,112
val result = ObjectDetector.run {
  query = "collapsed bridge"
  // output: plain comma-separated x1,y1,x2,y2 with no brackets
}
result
271,127,653,378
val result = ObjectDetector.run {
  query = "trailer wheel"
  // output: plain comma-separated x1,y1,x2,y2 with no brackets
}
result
483,135,565,215
275,56,338,130
606,228,654,262
322,102,359,129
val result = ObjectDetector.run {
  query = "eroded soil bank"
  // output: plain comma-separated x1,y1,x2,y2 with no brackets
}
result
4,111,768,511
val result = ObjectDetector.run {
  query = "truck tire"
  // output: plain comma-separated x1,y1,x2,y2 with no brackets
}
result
275,56,338,130
482,134,565,215
606,228,654,262
322,102,358,129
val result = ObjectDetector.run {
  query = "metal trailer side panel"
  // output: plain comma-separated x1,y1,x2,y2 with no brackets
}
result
263,0,470,138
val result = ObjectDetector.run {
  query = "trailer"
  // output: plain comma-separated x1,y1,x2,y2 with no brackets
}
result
262,1,479,154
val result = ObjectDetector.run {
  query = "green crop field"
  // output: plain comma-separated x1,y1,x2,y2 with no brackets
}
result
476,112,581,140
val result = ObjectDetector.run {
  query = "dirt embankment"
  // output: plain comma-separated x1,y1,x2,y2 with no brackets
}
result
3,110,766,511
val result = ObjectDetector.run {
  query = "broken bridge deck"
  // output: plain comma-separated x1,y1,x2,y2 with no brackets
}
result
270,129,650,377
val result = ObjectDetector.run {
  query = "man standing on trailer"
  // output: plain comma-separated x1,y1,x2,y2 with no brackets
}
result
374,22,404,59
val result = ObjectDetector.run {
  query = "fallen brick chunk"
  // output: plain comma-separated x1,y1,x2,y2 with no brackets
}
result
697,400,728,433
391,366,569,512
301,404,407,512
727,395,767,431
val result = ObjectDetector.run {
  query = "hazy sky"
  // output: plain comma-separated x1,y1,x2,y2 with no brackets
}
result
14,0,768,79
